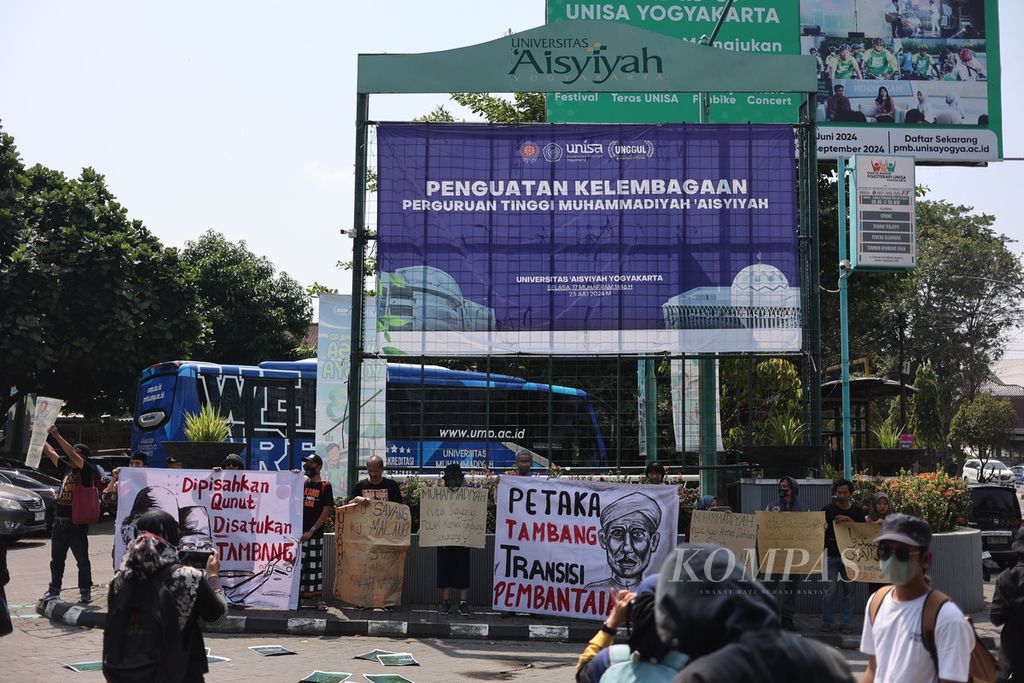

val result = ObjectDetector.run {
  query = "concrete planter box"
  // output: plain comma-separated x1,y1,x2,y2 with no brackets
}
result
741,445,826,479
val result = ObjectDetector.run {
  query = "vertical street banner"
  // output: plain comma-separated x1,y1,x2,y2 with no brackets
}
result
25,396,64,469
316,294,386,499
377,123,800,355
418,485,489,548
114,468,303,609
850,154,917,271
334,501,412,607
493,477,679,620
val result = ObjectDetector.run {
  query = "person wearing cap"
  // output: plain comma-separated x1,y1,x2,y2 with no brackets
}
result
167,456,184,469
913,45,938,79
40,425,99,603
585,492,662,592
860,513,974,683
221,453,244,471
809,47,824,76
645,461,666,484
991,526,1024,682
300,454,334,609
436,464,472,617
863,38,898,79
101,451,148,511
830,44,862,80
348,454,403,504
952,47,985,81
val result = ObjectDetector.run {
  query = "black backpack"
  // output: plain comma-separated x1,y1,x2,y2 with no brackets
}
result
103,565,188,683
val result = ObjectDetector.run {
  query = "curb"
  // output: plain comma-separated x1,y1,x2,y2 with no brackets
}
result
35,600,999,651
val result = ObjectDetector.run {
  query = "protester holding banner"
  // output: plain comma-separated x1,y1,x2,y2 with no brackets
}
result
101,452,148,510
105,510,226,682
821,478,866,634
348,455,402,504
41,426,98,603
644,462,666,484
763,475,807,631
299,455,334,610
435,464,472,617
868,492,891,523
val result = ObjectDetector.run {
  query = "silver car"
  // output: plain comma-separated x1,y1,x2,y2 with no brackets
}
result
0,483,48,541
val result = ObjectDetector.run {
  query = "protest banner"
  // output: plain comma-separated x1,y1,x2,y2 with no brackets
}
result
834,520,883,583
25,396,63,469
418,485,488,549
115,468,303,609
334,500,412,607
689,510,757,564
755,511,826,575
493,477,678,620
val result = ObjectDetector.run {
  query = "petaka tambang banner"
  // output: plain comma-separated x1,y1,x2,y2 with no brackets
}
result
377,123,799,355
334,500,412,607
114,468,303,609
494,477,679,620
834,520,883,583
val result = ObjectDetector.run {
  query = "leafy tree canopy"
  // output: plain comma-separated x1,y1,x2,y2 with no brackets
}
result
183,230,311,365
948,392,1017,469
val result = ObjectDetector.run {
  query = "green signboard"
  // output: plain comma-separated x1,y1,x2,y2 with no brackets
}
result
546,0,802,123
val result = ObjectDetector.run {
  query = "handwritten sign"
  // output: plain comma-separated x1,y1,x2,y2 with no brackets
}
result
419,485,488,549
493,477,679,620
334,500,412,607
834,521,883,583
755,511,826,576
115,468,303,609
689,510,757,563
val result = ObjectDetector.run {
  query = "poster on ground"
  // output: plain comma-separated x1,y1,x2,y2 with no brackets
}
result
755,510,826,575
25,396,63,469
493,477,679,620
316,294,387,499
689,510,757,563
334,500,412,607
377,123,799,355
418,485,488,549
834,520,884,583
114,468,303,609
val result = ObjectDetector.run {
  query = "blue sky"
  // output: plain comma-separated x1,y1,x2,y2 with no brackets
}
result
2,1,1020,348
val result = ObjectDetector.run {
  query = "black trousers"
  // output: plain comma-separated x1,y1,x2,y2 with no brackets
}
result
49,519,91,594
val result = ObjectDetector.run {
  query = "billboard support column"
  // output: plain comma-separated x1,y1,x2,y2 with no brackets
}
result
837,157,854,480
798,94,823,458
347,92,370,495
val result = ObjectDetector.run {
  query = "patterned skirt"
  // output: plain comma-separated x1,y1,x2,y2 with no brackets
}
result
300,535,324,596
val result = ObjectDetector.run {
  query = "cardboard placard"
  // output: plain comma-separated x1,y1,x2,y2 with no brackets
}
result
418,485,488,549
334,500,411,607
688,510,757,563
834,520,884,583
755,511,826,576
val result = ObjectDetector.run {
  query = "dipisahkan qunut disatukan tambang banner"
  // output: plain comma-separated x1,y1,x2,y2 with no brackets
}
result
376,123,799,356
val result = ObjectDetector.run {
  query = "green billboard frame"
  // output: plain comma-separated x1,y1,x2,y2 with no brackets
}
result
348,21,822,491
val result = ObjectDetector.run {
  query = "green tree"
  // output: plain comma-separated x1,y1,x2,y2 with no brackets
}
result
0,124,203,414
948,393,1017,479
183,230,312,364
720,358,803,449
909,362,944,457
449,92,545,123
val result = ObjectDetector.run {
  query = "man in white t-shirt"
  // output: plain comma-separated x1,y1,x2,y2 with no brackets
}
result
860,513,975,683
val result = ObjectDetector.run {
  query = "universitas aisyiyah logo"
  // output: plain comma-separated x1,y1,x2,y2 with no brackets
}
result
870,159,897,173
520,141,540,163
543,142,563,162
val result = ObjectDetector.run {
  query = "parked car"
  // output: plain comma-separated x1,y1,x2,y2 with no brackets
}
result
962,458,1015,485
0,483,48,542
1012,465,1024,485
969,483,1023,570
0,469,58,529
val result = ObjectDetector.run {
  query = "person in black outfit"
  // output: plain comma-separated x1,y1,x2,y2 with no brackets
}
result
0,541,11,637
991,526,1024,682
300,455,334,609
821,478,866,634
348,455,403,504
107,510,226,682
41,425,98,603
436,464,471,616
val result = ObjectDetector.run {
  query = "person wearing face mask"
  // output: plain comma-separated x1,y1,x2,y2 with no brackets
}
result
821,479,866,634
299,455,334,610
860,513,975,683
436,464,473,617
763,476,808,631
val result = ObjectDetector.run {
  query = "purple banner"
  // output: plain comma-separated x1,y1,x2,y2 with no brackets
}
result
376,123,799,355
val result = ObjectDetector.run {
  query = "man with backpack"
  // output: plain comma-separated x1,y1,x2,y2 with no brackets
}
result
991,526,1024,682
300,454,334,610
40,425,99,603
104,509,226,682
860,513,980,683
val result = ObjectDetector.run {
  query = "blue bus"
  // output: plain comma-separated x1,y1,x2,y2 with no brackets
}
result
131,360,606,471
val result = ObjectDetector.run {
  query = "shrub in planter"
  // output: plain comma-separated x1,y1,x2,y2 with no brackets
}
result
879,470,971,533
183,403,231,442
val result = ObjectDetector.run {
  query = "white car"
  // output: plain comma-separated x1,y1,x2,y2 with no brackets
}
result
962,459,1015,485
